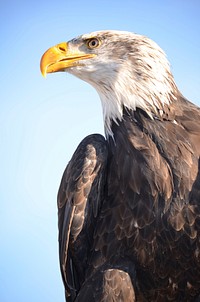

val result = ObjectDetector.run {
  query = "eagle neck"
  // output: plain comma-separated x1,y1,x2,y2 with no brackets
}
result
97,78,177,139
106,108,143,145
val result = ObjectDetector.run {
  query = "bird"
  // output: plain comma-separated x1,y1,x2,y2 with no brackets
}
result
40,30,200,301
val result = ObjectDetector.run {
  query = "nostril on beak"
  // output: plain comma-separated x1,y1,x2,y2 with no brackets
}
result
57,43,67,53
58,46,66,52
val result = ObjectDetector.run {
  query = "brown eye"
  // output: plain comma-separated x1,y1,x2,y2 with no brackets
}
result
87,38,100,49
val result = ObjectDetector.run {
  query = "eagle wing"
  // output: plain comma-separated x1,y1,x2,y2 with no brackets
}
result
57,134,108,300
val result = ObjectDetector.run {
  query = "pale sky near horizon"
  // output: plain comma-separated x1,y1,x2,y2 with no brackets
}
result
1,1,200,301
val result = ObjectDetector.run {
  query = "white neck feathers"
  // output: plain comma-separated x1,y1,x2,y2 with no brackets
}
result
95,55,177,137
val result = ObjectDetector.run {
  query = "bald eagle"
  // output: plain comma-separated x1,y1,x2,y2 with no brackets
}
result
40,30,200,301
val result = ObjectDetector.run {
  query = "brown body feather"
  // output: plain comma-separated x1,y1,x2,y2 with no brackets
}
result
58,94,200,301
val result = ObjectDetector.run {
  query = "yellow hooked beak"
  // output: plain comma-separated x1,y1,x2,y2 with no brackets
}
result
40,42,96,77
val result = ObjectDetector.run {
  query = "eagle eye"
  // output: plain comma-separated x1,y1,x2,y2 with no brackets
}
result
86,38,100,49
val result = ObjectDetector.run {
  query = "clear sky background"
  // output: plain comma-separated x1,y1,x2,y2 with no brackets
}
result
0,1,200,301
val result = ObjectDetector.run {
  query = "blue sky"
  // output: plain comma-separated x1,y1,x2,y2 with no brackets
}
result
0,1,200,301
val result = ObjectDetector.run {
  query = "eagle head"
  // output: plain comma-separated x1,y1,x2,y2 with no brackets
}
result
40,30,177,136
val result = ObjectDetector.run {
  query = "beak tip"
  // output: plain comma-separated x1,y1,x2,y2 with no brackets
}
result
40,63,47,78
41,71,47,78
40,52,49,78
